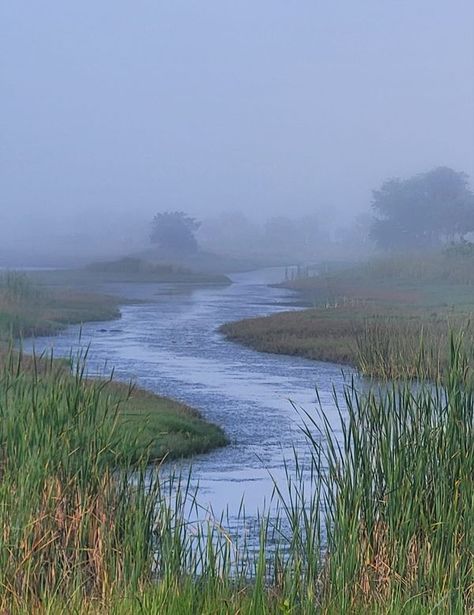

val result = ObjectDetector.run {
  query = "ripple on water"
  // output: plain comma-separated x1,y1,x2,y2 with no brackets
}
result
24,268,354,519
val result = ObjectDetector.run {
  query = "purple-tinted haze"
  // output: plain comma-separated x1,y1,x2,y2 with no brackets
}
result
1,1,473,260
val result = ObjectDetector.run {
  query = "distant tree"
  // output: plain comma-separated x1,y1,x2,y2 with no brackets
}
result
150,211,201,254
370,167,474,251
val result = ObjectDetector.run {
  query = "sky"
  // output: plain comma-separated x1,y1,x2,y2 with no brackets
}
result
1,0,474,255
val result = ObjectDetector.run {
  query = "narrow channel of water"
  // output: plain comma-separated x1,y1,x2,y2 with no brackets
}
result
24,268,353,520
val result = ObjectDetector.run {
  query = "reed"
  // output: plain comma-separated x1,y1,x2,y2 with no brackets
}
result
1,337,472,612
355,315,474,380
309,334,473,611
0,349,157,609
0,271,120,339
223,250,474,381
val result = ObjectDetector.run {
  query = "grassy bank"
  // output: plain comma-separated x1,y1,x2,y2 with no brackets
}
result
221,251,474,380
0,270,121,338
108,380,228,460
29,256,232,288
1,338,472,612
0,272,228,460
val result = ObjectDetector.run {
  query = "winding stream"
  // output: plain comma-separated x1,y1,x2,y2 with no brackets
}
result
25,268,353,519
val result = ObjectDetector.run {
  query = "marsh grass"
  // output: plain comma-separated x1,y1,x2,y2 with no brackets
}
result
222,251,474,381
0,272,227,468
0,349,157,609
29,260,232,286
0,349,224,610
0,271,120,339
355,315,474,380
287,250,474,290
1,334,472,612
311,335,474,611
222,307,474,381
0,272,45,337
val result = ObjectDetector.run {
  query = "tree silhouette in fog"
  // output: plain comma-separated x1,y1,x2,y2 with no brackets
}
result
370,167,474,251
150,211,201,254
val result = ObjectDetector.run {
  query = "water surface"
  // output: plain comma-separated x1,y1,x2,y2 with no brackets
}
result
25,268,353,518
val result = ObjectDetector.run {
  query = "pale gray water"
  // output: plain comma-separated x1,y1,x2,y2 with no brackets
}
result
24,268,353,519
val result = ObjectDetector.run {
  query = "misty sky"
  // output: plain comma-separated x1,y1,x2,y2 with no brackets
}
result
2,0,474,244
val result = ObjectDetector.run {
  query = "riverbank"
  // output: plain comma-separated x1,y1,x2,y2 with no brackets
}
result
0,281,121,338
28,257,232,289
0,271,228,460
221,252,474,380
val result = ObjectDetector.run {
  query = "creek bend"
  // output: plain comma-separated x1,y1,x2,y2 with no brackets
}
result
25,268,353,521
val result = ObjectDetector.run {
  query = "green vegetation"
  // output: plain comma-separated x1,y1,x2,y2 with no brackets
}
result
111,382,228,460
0,350,160,611
0,271,120,338
0,272,228,461
3,260,472,612
1,339,472,612
27,258,231,287
84,256,231,284
221,250,474,380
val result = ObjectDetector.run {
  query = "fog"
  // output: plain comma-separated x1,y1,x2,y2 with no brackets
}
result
1,1,474,265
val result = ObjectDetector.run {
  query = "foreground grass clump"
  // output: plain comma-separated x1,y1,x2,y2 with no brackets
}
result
315,336,474,611
1,338,472,613
1,351,227,464
0,351,158,610
0,349,227,612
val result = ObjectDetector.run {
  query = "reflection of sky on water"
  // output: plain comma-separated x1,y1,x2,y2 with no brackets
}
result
24,268,356,521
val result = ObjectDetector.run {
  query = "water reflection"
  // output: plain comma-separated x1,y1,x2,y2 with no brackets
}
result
24,268,354,521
